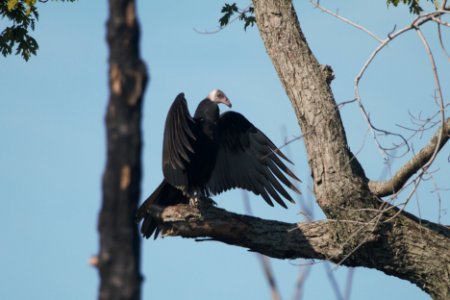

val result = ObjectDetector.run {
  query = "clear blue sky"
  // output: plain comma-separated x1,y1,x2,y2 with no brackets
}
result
1,1,448,299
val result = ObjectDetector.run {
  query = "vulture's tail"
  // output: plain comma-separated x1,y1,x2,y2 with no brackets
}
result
136,180,188,239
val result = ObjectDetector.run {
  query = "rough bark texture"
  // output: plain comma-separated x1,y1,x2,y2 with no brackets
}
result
98,1,148,299
151,203,450,264
144,1,450,299
250,1,450,298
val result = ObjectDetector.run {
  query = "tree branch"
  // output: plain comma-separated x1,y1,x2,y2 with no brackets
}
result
148,202,450,299
309,0,383,43
148,203,371,261
369,118,450,197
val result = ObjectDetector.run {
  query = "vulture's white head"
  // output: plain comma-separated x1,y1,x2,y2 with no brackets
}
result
208,89,232,108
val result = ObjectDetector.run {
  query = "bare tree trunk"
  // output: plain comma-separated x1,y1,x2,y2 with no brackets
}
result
98,1,148,299
250,1,450,298
145,1,450,299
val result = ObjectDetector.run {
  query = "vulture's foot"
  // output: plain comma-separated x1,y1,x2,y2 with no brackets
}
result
189,196,217,208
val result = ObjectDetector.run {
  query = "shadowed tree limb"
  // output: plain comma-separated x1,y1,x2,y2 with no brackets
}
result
369,118,450,197
147,202,450,300
147,204,370,260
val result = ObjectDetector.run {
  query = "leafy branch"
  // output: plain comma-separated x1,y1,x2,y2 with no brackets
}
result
386,0,433,15
0,0,76,61
219,3,256,30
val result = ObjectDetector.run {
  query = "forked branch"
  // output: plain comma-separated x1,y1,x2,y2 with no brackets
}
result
369,118,450,197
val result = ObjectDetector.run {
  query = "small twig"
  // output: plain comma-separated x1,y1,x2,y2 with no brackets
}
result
194,5,253,34
388,24,397,38
354,10,449,160
432,16,450,27
343,268,355,300
368,118,450,197
429,175,450,224
376,24,450,221
382,176,422,223
337,98,357,108
324,263,344,300
291,264,312,300
436,22,450,63
242,192,282,300
309,0,383,43
415,28,446,171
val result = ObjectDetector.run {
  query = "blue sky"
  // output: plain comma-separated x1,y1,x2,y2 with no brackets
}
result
1,1,448,299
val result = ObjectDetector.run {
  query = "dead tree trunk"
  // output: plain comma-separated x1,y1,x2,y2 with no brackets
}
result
98,1,148,299
145,1,450,299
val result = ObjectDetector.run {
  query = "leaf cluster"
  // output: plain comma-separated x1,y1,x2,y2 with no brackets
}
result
219,3,256,31
386,0,433,14
1,0,76,61
1,0,39,60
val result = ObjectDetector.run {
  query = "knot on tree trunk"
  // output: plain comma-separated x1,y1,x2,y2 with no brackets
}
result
320,64,335,84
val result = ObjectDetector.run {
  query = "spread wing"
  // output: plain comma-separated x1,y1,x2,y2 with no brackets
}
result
207,111,301,208
162,93,197,188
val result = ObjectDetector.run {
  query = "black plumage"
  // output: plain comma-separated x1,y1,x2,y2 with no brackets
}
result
137,90,300,238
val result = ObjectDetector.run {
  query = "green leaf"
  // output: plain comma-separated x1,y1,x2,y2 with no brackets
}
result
7,0,19,11
219,3,256,30
386,0,433,15
219,3,238,27
244,16,256,31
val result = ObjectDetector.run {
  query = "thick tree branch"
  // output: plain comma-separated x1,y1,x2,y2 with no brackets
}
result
369,118,450,197
148,202,450,299
149,203,369,261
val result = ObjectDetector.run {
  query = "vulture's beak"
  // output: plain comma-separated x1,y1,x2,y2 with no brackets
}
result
223,97,232,108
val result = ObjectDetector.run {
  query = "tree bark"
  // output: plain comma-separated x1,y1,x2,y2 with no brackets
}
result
98,1,148,299
249,1,450,298
145,1,450,299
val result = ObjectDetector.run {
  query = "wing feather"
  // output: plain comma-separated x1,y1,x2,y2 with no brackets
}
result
207,111,300,208
162,93,197,188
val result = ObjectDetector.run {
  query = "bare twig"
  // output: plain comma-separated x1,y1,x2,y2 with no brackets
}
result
343,268,355,300
242,192,282,300
433,16,450,27
436,23,450,62
309,0,383,43
415,28,446,170
194,5,253,34
337,98,357,108
356,10,450,90
430,174,450,224
354,10,450,160
373,27,449,221
291,264,312,300
369,118,450,197
324,263,344,300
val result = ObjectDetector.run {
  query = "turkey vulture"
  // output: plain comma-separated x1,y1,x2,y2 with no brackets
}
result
136,89,301,238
